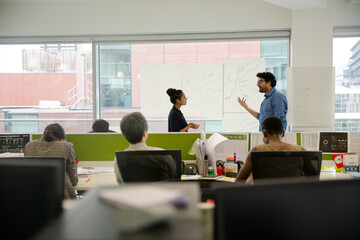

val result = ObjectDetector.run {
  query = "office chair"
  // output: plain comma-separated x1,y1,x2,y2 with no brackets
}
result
215,178,360,240
251,151,322,180
0,158,64,239
115,150,181,182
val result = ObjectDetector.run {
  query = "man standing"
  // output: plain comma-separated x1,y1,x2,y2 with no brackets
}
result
238,72,287,131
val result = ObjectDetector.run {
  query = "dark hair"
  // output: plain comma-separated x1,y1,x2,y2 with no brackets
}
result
262,117,283,136
256,72,277,87
42,123,66,142
120,112,148,144
92,119,110,132
166,88,183,104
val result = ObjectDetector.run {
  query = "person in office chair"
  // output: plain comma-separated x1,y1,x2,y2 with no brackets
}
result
24,123,78,199
114,112,176,184
89,119,116,133
235,117,306,183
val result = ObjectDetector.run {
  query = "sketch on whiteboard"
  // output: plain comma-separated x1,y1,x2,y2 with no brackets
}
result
223,58,265,113
182,64,222,118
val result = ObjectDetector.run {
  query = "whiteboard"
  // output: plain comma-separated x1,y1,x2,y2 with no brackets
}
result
287,67,335,127
182,64,223,118
140,64,181,118
222,112,259,132
223,58,265,113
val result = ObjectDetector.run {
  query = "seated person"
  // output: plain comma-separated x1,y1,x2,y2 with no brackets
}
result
24,123,78,199
89,119,116,132
235,117,305,183
114,112,176,184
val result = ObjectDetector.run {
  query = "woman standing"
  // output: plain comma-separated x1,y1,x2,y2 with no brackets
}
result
166,88,199,132
24,123,78,199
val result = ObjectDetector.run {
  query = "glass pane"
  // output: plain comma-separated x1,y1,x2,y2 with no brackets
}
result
98,39,289,132
333,37,360,130
0,44,93,133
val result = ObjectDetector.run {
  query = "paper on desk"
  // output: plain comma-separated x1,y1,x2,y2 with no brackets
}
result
99,185,186,209
348,132,360,153
301,132,319,151
77,167,115,175
206,132,228,170
0,152,24,157
250,132,263,148
214,133,249,164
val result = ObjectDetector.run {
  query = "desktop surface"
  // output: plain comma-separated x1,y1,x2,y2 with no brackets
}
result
34,183,202,240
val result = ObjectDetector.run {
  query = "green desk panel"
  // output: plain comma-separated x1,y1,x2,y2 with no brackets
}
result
32,133,200,161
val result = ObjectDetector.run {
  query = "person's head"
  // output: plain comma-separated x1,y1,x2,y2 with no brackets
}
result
42,123,66,142
166,88,187,106
256,72,276,94
261,117,284,143
92,119,110,132
120,112,148,144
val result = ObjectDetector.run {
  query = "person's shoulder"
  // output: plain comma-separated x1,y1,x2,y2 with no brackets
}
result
147,146,164,150
55,140,74,148
286,144,303,151
25,139,40,148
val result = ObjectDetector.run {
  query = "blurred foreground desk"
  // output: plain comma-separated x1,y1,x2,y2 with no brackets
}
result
34,182,202,240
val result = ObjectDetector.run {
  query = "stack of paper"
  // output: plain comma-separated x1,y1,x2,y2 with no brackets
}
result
98,185,187,233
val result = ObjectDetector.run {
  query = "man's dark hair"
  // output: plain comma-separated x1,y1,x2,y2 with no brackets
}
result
256,72,277,87
262,117,283,136
120,112,148,144
92,119,110,132
42,123,66,142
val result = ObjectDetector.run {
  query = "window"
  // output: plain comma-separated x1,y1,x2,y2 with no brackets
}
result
97,39,289,132
0,32,289,133
333,35,360,131
0,43,93,133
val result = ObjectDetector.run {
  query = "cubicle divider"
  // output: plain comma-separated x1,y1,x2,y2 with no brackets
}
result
32,133,200,161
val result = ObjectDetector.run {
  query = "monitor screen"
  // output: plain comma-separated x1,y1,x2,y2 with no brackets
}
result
0,134,31,153
215,178,360,240
251,151,322,179
0,158,64,239
116,150,182,180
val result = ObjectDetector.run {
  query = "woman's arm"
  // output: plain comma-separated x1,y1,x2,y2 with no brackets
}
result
67,144,78,186
179,123,199,132
235,147,256,183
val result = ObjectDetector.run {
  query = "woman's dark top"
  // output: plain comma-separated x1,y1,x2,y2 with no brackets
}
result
168,106,188,132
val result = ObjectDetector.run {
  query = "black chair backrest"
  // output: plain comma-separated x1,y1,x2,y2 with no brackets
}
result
0,158,64,239
115,150,181,182
251,151,322,180
215,178,360,240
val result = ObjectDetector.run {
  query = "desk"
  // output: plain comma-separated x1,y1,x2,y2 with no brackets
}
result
34,182,203,240
76,161,355,191
77,161,118,190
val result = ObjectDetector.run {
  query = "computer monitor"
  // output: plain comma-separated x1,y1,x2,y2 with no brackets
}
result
0,134,31,153
115,150,182,181
215,178,360,240
0,158,64,239
251,151,322,180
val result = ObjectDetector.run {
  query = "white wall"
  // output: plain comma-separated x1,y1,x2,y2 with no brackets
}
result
0,0,291,36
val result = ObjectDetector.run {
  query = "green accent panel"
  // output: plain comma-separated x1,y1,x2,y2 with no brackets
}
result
296,133,301,145
322,154,334,160
32,134,128,161
146,133,200,160
32,133,200,161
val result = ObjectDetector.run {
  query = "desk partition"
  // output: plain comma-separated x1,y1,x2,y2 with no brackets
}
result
32,133,200,161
